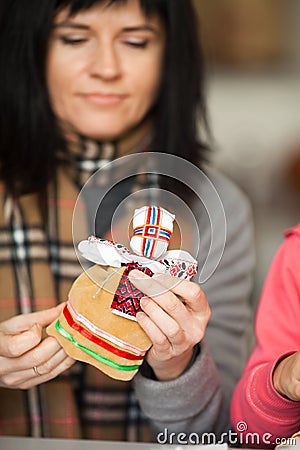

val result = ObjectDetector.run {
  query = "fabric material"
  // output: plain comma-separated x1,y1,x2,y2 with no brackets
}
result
111,263,154,318
231,223,300,447
47,264,151,381
0,141,255,442
135,342,223,441
130,205,175,258
78,236,197,279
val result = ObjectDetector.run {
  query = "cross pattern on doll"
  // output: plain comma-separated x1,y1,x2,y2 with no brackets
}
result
134,224,171,241
133,224,171,258
111,263,153,319
130,205,174,259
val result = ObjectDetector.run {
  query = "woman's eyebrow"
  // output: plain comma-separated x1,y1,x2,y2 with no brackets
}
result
122,25,159,34
53,22,89,30
53,22,158,34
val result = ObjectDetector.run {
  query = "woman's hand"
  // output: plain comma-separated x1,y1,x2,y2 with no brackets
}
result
129,270,210,381
0,304,75,390
273,351,300,401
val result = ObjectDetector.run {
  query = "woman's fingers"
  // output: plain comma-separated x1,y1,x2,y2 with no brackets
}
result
129,270,211,380
138,297,185,350
129,271,210,332
129,270,207,313
136,309,170,351
152,273,208,313
0,323,43,358
21,355,75,390
0,304,64,358
0,304,73,389
0,336,63,374
30,346,67,377
0,304,65,335
130,270,210,355
0,350,75,390
129,271,188,320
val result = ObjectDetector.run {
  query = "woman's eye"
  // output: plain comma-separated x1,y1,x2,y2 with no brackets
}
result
125,39,149,49
60,36,87,46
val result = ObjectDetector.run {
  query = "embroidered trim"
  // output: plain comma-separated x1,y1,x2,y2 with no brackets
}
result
67,301,146,356
63,305,143,361
79,235,198,280
111,262,153,318
55,320,141,371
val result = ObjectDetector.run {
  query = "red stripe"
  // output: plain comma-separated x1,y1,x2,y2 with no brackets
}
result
146,206,152,223
157,206,161,225
142,207,152,256
149,206,160,258
63,306,142,361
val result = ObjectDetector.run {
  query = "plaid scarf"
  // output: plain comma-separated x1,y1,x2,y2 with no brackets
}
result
0,130,153,441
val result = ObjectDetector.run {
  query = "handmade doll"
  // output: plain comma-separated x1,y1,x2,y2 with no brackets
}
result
47,206,197,381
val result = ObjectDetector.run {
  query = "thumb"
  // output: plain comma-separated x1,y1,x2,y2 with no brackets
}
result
0,303,65,335
0,322,43,357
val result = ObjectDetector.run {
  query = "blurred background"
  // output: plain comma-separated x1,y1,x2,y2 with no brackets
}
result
194,0,300,309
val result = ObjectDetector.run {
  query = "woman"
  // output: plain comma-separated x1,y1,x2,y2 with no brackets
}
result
0,0,254,442
231,224,300,448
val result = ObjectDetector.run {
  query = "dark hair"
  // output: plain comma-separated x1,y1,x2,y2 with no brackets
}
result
0,0,209,196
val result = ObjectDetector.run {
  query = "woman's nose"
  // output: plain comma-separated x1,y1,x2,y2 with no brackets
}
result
89,44,121,80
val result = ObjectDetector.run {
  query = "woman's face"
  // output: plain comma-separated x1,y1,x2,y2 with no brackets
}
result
47,0,165,140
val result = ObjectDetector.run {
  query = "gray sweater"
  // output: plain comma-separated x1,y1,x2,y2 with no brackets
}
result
134,167,255,443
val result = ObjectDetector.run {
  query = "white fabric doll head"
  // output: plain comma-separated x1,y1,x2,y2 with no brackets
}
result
129,206,175,259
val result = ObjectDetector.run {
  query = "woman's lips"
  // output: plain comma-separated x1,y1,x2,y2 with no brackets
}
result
81,92,126,106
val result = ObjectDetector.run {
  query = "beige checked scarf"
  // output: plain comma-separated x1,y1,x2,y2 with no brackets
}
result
0,124,154,441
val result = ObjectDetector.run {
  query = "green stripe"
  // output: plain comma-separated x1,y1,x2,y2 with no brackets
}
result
55,320,140,372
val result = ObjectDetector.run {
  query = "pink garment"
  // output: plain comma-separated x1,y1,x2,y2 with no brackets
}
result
231,223,300,447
